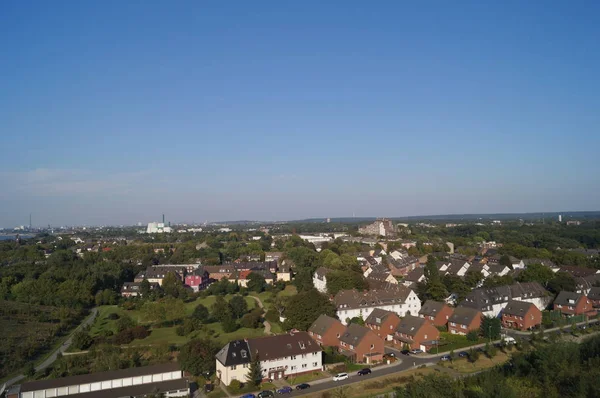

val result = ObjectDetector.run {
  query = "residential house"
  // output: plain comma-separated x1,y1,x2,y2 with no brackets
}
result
308,314,346,347
338,323,384,364
501,300,542,331
236,269,275,288
333,285,421,325
6,363,188,398
460,282,550,317
184,268,212,292
216,332,322,386
553,291,597,317
134,267,184,286
439,259,471,277
365,269,398,289
418,300,454,328
202,265,236,281
558,266,600,279
365,309,402,341
523,258,559,272
587,287,600,308
276,263,292,282
448,307,482,335
358,218,395,237
313,267,332,294
574,274,600,295
403,267,425,287
265,252,283,262
388,256,420,277
120,281,160,298
393,315,440,352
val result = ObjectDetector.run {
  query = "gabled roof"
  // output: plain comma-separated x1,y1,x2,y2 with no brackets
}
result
502,300,537,317
554,291,585,306
558,266,598,278
334,285,412,310
522,258,557,268
365,308,397,325
314,267,332,280
419,300,447,317
395,315,427,337
450,306,481,326
309,314,343,335
215,340,252,366
461,282,548,311
404,267,424,282
248,331,320,360
339,323,371,346
588,287,600,301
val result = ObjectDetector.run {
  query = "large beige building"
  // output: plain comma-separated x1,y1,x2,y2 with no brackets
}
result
358,218,395,237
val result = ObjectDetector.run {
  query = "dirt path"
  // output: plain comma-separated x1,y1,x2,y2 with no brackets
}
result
249,295,272,335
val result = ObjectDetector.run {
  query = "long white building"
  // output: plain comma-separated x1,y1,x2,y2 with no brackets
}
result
333,285,421,325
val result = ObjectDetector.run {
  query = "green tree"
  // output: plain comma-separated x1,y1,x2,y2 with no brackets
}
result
178,338,220,376
284,289,336,330
229,295,248,319
481,316,501,340
424,256,440,284
72,329,93,350
326,271,368,295
464,270,484,288
222,316,238,333
24,362,35,377
192,303,210,322
212,296,230,322
547,272,576,294
349,316,365,326
499,255,512,267
161,272,181,298
247,272,266,293
425,281,449,301
140,279,151,296
516,263,555,285
246,353,263,387
466,330,479,342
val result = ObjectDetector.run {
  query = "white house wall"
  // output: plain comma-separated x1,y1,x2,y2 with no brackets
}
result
337,291,421,325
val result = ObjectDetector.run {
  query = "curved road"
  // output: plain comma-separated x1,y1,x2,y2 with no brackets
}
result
3,307,98,388
249,295,272,335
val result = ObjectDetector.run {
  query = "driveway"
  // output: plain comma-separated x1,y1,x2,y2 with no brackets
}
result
3,307,98,388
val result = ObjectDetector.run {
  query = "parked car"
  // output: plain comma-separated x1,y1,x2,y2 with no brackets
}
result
357,368,372,376
240,394,256,398
440,355,451,361
258,391,275,398
502,336,516,344
409,349,424,354
276,386,293,394
400,350,410,356
458,351,469,358
296,383,311,390
333,373,349,381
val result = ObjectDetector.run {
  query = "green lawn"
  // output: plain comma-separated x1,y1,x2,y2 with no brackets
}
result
437,332,486,352
288,371,327,385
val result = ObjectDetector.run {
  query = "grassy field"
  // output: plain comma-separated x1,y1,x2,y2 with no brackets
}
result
437,332,486,352
439,351,510,373
287,371,327,385
92,294,267,347
0,301,82,381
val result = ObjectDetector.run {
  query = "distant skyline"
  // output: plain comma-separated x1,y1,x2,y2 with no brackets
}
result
1,2,599,227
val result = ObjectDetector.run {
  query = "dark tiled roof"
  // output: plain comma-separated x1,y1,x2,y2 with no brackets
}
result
523,258,557,268
461,282,548,312
365,308,396,325
248,331,320,360
405,267,424,282
558,266,598,278
314,267,332,280
450,306,481,326
334,285,412,310
309,314,343,335
419,300,447,317
554,291,584,306
502,300,536,317
395,315,427,337
20,363,181,392
215,340,251,367
339,323,371,346
588,287,600,301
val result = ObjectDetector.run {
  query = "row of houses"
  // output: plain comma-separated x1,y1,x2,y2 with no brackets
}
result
121,261,292,297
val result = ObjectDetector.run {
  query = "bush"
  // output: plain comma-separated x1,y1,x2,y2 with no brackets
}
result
130,326,149,340
264,310,280,323
222,318,238,333
113,329,135,345
466,330,479,342
240,311,262,329
116,315,137,332
107,313,120,320
229,379,242,392
176,325,185,336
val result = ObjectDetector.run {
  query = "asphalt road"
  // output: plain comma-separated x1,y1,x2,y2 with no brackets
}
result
3,307,98,389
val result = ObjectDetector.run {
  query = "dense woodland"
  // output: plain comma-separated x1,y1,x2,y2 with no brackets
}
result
397,334,600,398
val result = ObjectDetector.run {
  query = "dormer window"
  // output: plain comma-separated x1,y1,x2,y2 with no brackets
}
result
241,350,247,358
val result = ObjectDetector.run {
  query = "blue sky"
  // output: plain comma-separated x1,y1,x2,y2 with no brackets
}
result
1,1,599,226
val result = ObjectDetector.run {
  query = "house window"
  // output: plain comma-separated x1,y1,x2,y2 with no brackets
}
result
231,365,236,370
243,364,249,368
291,366,296,371
302,354,307,358
313,352,317,356
424,335,427,339
313,362,318,367
291,355,297,360
302,364,307,369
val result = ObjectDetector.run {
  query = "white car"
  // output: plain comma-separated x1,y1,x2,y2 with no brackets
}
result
502,336,516,344
333,373,349,381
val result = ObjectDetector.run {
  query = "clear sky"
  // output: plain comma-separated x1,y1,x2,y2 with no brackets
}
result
1,1,599,227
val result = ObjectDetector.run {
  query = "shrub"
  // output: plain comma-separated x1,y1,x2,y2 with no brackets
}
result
264,310,280,323
113,329,134,345
229,379,242,392
176,325,186,336
107,313,120,320
466,330,479,342
131,326,150,340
